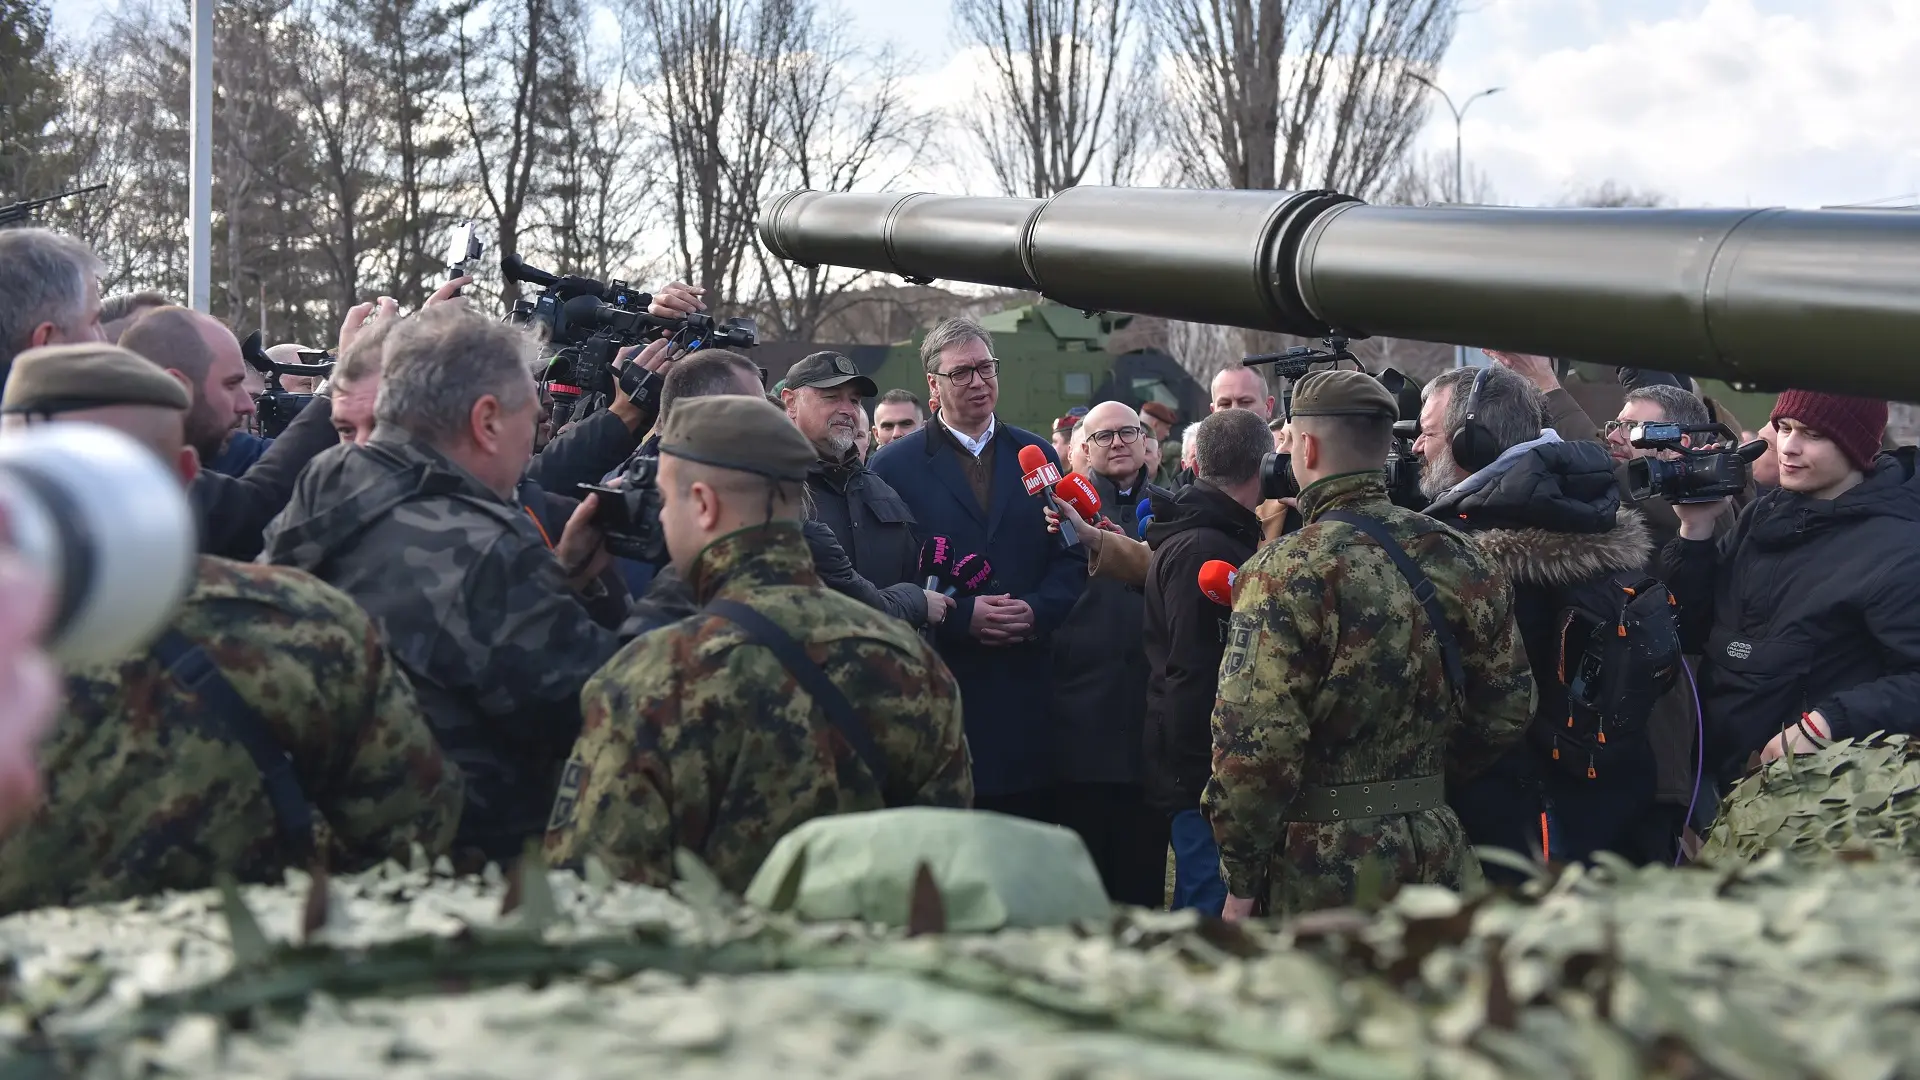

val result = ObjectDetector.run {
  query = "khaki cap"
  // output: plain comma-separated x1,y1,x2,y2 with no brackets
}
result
1288,369,1399,420
658,395,815,482
2,343,191,414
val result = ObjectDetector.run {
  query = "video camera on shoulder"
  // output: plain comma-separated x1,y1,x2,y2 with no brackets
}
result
1626,421,1767,504
502,254,758,428
240,330,335,438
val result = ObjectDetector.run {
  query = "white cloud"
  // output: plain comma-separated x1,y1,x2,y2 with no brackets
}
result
1430,0,1920,207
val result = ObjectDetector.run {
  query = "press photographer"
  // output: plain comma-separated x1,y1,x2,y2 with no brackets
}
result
1664,390,1920,782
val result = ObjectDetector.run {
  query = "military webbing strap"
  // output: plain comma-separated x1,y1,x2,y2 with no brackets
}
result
704,599,892,800
151,630,316,862
1318,510,1467,711
1283,774,1445,822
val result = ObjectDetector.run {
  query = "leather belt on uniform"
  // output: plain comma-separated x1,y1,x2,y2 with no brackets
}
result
1283,774,1445,823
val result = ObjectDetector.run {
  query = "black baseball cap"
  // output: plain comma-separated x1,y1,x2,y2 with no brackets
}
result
784,351,877,398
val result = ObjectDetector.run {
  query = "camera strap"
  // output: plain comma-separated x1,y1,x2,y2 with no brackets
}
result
1318,511,1467,712
151,630,317,863
704,599,892,800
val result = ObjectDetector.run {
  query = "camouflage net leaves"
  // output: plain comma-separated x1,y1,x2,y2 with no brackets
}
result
3,842,1920,1078
1701,733,1920,864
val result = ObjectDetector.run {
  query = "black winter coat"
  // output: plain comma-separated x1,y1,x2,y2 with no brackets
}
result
194,395,341,560
1664,449,1920,782
1049,467,1153,786
806,454,927,629
1140,480,1262,811
526,409,643,498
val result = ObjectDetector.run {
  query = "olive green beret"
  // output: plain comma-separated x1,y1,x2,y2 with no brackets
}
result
658,394,815,482
2,343,191,415
1289,369,1399,420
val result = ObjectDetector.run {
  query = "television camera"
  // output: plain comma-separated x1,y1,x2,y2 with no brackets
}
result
1246,335,1426,511
240,330,335,438
501,254,758,428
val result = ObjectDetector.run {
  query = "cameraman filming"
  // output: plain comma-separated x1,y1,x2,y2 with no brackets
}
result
1665,391,1920,777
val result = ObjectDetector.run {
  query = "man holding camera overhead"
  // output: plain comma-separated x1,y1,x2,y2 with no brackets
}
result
1204,371,1531,920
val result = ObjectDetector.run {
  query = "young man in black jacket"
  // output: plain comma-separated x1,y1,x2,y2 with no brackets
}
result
1142,408,1268,913
1666,390,1920,783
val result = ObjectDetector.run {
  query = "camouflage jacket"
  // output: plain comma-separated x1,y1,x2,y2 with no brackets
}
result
0,557,461,914
260,431,622,863
1201,471,1533,916
546,522,973,892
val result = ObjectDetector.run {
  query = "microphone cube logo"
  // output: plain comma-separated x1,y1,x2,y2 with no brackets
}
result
1022,460,1062,495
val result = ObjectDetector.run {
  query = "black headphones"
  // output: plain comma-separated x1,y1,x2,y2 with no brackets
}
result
1448,365,1502,474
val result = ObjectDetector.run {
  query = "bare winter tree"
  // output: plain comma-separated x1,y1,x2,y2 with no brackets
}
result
749,5,931,341
954,0,1158,197
627,0,787,299
1154,0,1454,197
1379,147,1495,206
1559,180,1669,208
538,1,657,284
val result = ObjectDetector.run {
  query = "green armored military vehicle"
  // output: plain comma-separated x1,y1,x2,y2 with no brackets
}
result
758,301,1208,435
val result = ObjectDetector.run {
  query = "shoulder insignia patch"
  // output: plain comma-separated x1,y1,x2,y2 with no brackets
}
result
547,757,589,832
1221,615,1255,681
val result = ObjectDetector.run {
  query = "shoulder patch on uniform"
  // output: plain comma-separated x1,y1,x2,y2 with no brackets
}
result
547,756,589,832
1220,611,1257,684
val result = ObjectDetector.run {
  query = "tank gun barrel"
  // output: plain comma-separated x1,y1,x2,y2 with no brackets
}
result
759,187,1920,401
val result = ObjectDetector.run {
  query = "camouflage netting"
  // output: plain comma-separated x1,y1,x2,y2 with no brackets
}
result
1701,735,1920,864
4,841,1920,1079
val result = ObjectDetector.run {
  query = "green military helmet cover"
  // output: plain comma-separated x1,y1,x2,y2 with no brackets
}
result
1287,369,1398,420
784,351,878,398
2,343,192,414
658,394,817,482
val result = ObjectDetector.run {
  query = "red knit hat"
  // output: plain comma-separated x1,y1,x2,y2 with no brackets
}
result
1770,390,1887,473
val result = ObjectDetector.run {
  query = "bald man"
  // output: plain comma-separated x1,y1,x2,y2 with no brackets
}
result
0,343,460,912
1049,399,1167,907
117,306,343,560
1210,367,1275,419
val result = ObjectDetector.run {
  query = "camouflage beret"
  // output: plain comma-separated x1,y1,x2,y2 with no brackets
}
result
1289,369,1398,420
2,343,191,415
658,394,815,482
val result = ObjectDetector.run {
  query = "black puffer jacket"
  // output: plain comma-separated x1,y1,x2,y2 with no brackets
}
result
1664,449,1920,782
1049,467,1153,786
1140,480,1262,812
806,453,926,628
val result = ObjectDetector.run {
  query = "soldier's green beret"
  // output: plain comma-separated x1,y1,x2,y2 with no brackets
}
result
658,394,815,482
1289,369,1399,420
2,343,191,415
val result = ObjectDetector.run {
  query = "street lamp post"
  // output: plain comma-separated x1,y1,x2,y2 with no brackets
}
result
1410,74,1501,204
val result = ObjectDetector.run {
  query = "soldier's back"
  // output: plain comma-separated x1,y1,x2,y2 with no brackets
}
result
0,557,462,915
549,580,972,892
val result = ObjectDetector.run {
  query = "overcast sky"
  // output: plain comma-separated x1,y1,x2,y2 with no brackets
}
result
52,0,1918,209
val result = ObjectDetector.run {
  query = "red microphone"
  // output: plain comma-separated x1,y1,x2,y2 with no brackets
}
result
1017,444,1062,496
1052,472,1101,520
1198,560,1237,606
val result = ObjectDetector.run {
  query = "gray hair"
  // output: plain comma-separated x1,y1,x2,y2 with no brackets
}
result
0,229,104,370
1624,383,1711,428
375,306,538,444
920,316,992,374
1425,365,1543,456
336,316,397,385
1195,408,1269,487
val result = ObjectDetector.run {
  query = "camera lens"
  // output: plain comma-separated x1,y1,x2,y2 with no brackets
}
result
0,424,197,665
1259,451,1299,502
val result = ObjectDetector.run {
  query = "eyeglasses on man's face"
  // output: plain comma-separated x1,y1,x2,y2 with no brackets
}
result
934,359,1000,386
1088,425,1143,447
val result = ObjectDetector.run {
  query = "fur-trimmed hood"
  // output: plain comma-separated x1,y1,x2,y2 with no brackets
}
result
1469,506,1652,588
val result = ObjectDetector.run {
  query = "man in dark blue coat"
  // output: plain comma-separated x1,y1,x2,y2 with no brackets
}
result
869,316,1087,822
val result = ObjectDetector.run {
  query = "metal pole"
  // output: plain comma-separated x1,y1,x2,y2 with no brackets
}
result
188,0,213,313
1454,121,1463,205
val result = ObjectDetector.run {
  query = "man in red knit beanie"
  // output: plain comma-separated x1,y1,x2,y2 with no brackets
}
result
1663,387,1920,808
1768,390,1887,500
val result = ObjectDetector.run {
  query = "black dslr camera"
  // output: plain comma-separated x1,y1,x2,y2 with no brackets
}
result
1626,422,1767,503
577,454,667,564
240,330,335,437
503,254,757,429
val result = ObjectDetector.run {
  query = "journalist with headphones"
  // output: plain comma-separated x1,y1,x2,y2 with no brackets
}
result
1414,364,1683,872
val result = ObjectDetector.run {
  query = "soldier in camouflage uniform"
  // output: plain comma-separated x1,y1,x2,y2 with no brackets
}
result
261,308,621,866
0,344,460,913
547,396,972,891
1203,371,1533,920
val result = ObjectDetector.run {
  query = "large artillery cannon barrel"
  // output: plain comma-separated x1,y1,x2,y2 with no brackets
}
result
759,187,1920,401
